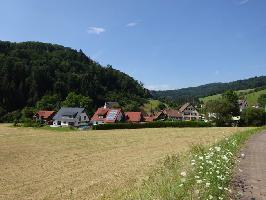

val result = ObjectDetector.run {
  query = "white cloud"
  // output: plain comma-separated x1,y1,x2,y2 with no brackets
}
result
126,21,139,27
87,27,106,35
145,84,175,91
237,0,249,5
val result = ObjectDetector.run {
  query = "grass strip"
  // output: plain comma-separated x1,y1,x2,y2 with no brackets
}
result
115,127,264,200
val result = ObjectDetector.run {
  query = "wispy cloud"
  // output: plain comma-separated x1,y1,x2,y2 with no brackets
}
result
237,0,250,5
87,27,106,35
126,21,140,27
145,84,175,91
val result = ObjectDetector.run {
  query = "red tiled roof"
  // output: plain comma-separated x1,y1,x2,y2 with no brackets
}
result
91,107,110,121
125,112,142,122
36,111,55,119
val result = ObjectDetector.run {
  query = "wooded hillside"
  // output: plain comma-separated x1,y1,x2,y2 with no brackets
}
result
0,41,149,116
151,76,266,105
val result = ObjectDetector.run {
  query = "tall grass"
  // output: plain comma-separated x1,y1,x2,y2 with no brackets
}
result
117,127,264,200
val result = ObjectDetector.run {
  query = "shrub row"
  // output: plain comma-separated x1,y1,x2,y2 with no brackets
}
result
92,121,212,130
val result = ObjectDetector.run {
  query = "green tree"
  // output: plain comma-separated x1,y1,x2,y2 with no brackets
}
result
258,94,266,108
36,95,60,110
21,107,36,121
62,92,93,114
240,107,266,126
205,99,234,126
222,90,240,116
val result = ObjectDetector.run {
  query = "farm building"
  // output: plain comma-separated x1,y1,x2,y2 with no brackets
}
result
163,109,183,121
52,107,89,127
34,110,55,124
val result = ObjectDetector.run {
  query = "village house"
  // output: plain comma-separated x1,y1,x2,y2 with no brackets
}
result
52,107,89,127
125,112,143,123
163,109,183,121
238,99,248,112
144,111,167,122
34,110,55,124
90,104,123,125
179,103,200,120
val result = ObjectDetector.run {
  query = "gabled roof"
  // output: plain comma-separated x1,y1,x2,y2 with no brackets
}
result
91,107,110,122
36,110,55,119
164,109,183,118
53,107,85,120
91,108,122,123
179,103,190,112
125,112,142,122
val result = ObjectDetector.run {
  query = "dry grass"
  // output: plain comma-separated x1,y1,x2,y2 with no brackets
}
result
0,124,253,200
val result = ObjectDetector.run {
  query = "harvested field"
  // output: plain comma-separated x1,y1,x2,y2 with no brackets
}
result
0,124,252,200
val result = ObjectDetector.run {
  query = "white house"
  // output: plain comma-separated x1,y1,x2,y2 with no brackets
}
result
52,107,89,127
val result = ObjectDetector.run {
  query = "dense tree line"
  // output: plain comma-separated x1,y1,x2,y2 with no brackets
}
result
0,41,149,120
152,76,266,106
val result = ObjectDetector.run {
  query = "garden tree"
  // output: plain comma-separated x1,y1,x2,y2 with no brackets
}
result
36,95,60,111
240,107,266,126
205,99,234,126
222,90,240,116
20,107,36,121
258,94,266,108
62,92,93,114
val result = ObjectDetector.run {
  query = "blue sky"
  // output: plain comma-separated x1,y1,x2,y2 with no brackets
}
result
0,0,266,90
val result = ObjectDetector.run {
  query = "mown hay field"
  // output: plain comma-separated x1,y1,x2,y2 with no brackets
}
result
0,124,253,200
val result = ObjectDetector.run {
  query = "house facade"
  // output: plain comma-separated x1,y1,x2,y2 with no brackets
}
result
179,103,200,120
52,107,89,127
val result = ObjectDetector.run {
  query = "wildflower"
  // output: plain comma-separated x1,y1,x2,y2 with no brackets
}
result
218,186,223,190
180,171,187,177
215,146,221,152
179,184,183,187
206,182,210,187
209,194,213,199
181,178,186,183
199,156,204,160
196,180,202,184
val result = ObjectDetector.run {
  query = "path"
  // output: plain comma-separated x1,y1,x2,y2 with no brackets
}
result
232,131,266,200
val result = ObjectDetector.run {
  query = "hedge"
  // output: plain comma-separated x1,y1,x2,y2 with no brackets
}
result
92,121,212,130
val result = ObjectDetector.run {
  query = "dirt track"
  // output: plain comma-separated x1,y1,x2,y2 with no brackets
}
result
232,131,266,199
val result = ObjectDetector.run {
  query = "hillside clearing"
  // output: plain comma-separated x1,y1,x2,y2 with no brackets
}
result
0,124,252,200
200,88,266,106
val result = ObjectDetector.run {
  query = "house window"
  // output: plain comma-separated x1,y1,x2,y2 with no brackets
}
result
84,116,86,120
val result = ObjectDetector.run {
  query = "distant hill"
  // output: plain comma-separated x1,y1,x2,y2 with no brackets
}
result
0,41,149,115
200,88,266,107
151,76,266,104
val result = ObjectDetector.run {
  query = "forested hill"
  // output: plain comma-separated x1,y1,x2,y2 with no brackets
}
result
151,76,266,104
0,41,149,115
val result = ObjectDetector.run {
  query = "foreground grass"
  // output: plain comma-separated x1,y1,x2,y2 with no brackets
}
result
0,124,251,200
116,127,264,200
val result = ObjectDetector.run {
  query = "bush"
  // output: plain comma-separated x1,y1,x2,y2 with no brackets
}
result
92,121,212,130
1,110,22,122
22,119,43,127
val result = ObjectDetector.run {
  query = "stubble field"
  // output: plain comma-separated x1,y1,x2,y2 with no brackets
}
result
0,124,252,200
